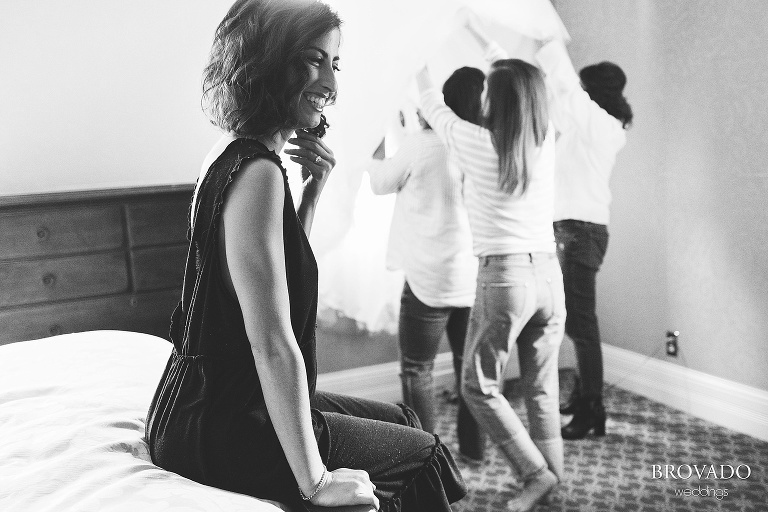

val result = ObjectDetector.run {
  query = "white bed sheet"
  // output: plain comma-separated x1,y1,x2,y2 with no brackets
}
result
0,330,290,512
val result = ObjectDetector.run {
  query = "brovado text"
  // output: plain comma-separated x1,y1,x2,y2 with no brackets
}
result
652,464,751,480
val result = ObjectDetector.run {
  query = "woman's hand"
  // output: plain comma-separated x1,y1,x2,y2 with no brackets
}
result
536,36,557,52
457,6,480,32
285,130,336,199
415,65,433,93
310,468,380,510
460,7,491,51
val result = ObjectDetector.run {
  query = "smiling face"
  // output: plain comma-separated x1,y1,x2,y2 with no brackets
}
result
294,28,341,130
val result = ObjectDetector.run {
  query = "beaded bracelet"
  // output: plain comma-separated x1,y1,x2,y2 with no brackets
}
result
299,465,328,502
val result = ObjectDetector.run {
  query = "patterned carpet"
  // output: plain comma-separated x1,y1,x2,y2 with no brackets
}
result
435,371,768,512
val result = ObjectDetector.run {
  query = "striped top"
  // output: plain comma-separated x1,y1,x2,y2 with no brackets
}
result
419,88,557,257
368,129,476,308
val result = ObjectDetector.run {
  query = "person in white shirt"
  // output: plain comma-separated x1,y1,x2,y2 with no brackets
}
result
368,66,486,462
415,17,566,511
535,39,633,441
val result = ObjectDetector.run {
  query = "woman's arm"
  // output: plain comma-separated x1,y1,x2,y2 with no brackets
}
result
535,40,618,138
367,134,421,195
463,9,492,53
415,65,435,95
462,9,508,64
221,160,378,509
284,131,337,236
416,66,462,148
417,66,490,184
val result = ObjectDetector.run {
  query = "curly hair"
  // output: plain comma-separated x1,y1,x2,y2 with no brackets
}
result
580,61,633,128
483,59,549,195
442,66,485,125
202,0,341,138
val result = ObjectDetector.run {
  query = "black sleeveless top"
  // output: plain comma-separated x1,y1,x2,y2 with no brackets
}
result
146,138,320,500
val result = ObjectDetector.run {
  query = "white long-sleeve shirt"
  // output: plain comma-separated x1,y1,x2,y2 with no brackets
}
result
419,44,557,257
368,129,476,308
535,40,627,225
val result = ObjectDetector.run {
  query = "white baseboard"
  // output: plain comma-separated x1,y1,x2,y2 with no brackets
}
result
317,352,455,403
603,344,768,442
318,346,576,401
319,344,768,443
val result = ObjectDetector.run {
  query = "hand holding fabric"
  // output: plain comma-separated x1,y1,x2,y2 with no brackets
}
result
415,65,434,94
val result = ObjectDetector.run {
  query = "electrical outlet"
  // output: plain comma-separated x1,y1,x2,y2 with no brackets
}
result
666,330,679,357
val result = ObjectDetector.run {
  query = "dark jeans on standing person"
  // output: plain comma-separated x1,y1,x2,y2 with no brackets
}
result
554,219,609,401
399,281,485,461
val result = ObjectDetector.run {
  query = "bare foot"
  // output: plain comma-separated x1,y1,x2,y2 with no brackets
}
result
506,469,558,512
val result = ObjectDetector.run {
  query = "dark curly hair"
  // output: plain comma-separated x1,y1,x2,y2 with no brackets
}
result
580,61,633,128
442,66,485,125
202,0,342,138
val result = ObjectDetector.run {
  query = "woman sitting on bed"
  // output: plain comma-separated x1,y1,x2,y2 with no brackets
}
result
144,1,466,511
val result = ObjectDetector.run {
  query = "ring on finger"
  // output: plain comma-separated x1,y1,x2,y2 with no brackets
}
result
314,155,322,164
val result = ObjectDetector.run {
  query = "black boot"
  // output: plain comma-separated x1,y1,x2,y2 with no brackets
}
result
561,398,606,440
559,375,581,414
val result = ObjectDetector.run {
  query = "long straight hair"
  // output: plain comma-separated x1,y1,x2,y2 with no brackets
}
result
482,59,548,195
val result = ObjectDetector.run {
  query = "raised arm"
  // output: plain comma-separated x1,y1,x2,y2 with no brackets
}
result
368,134,422,195
461,8,491,51
416,66,466,150
416,66,453,139
462,9,508,64
220,160,378,509
535,40,618,137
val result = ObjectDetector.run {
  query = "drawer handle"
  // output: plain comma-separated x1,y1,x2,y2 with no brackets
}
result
36,227,50,241
49,325,63,336
42,273,57,287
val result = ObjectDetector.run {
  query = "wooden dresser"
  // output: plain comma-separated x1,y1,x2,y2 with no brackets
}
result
0,185,194,346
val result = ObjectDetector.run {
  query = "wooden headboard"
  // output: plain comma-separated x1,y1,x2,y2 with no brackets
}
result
0,185,195,346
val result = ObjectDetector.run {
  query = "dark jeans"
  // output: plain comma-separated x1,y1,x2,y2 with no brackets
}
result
554,219,609,400
309,391,466,511
399,282,485,461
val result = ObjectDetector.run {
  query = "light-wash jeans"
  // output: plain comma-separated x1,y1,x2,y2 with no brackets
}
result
461,253,566,480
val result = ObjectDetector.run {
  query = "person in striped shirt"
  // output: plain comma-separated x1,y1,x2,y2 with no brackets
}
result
415,16,565,512
368,66,486,463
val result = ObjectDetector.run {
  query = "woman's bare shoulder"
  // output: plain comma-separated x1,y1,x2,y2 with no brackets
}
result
230,156,285,198
223,156,286,228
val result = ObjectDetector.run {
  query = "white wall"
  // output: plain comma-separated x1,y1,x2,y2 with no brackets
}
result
553,0,768,391
1,0,562,199
1,1,233,195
